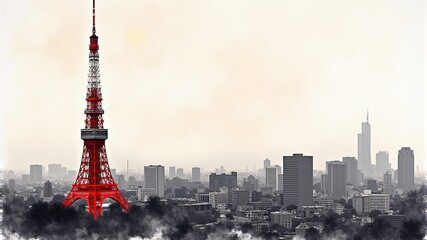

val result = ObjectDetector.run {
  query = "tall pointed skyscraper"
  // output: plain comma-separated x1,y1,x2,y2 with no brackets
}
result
357,112,372,175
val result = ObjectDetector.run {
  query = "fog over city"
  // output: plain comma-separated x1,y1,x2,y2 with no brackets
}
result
1,0,426,172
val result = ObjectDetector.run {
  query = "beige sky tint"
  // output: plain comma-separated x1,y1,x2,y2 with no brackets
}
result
0,0,425,173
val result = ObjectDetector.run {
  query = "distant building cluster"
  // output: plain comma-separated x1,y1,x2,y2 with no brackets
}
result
0,113,423,238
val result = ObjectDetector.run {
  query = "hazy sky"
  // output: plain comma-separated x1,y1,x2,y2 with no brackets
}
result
0,0,425,174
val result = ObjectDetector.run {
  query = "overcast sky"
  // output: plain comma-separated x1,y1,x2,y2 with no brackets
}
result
0,0,425,174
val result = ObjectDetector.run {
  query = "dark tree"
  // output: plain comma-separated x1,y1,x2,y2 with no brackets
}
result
304,227,321,240
285,204,298,212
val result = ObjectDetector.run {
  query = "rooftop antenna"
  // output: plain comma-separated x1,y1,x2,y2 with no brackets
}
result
92,0,96,34
366,109,369,123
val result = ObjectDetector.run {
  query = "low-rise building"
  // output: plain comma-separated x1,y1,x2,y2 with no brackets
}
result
352,193,390,214
270,211,293,229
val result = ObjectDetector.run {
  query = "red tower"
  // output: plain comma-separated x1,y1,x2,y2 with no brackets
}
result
63,0,130,219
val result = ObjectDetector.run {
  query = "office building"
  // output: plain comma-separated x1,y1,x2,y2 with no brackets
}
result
48,164,62,177
209,172,237,192
343,157,358,185
117,175,126,191
264,158,271,169
270,211,293,229
283,153,313,207
43,180,53,197
30,164,43,183
266,167,277,190
232,189,250,210
398,147,415,192
177,168,184,178
326,161,346,199
366,179,377,192
144,165,165,197
353,193,390,214
192,167,201,182
376,151,391,175
383,171,392,185
209,172,237,206
169,166,176,179
278,174,284,191
358,113,372,175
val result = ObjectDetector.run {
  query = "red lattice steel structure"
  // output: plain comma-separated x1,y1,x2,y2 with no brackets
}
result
63,0,130,219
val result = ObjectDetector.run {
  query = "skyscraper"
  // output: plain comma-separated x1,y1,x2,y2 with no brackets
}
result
398,147,414,192
144,165,165,197
48,164,62,177
376,151,391,175
192,167,201,182
326,161,346,199
30,164,43,183
169,166,176,179
283,153,313,207
343,157,358,185
177,168,184,178
266,167,277,190
358,113,372,175
383,171,392,185
264,159,271,169
278,174,284,191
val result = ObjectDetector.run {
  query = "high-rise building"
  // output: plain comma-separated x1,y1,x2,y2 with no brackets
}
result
30,164,43,183
117,175,126,191
44,180,53,197
376,151,391,176
169,166,176,179
264,159,271,169
326,161,346,199
383,171,392,185
266,167,277,190
192,167,201,182
274,165,282,174
321,174,328,193
343,157,358,185
358,113,372,175
366,179,377,192
283,153,313,207
48,164,62,177
144,165,165,197
278,174,284,191
209,172,237,191
398,147,414,192
177,168,184,178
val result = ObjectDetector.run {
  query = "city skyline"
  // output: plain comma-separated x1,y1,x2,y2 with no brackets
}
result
1,0,426,172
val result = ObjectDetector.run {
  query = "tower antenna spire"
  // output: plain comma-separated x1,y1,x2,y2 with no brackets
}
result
92,0,96,34
366,109,369,123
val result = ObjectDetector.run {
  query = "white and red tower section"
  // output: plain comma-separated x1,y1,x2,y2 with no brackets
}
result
63,0,130,219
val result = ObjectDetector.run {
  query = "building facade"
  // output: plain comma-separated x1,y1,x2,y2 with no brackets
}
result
144,165,165,197
283,153,313,207
358,114,372,175
398,147,415,192
343,157,358,185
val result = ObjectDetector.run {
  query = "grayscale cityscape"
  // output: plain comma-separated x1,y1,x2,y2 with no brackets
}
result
0,114,426,239
0,0,425,240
